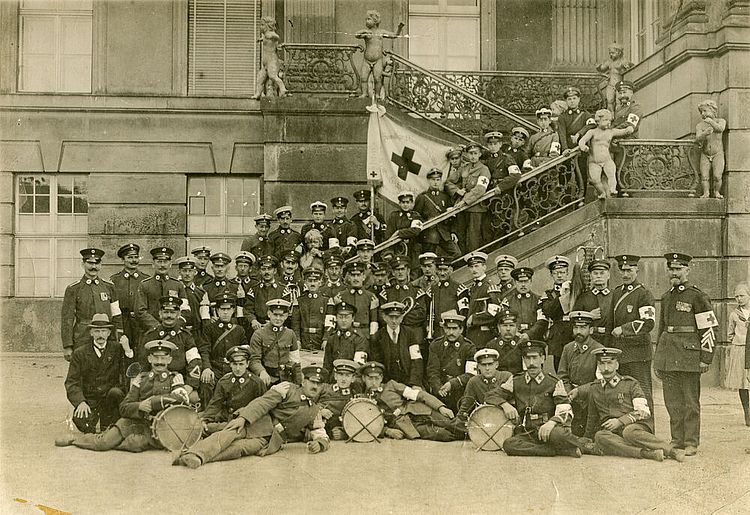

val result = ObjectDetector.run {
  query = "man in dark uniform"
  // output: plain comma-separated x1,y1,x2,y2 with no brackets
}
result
481,130,507,188
323,197,358,255
134,246,191,333
507,267,541,338
458,252,502,348
234,251,258,303
241,214,275,260
201,345,266,434
653,252,718,456
110,243,149,349
426,310,476,411
190,246,214,288
528,255,574,371
370,301,424,387
320,254,345,297
202,252,246,321
450,143,491,253
174,365,331,468
61,247,127,361
331,261,379,342
369,260,391,297
493,254,518,300
269,206,302,260
351,189,386,244
385,191,424,272
322,302,369,373
607,254,656,411
610,80,643,172
505,127,532,172
291,268,332,351
558,310,604,435
414,168,460,260
319,359,360,440
63,314,130,434
175,255,208,344
301,201,329,247
528,107,561,167
485,340,593,457
557,85,596,195
247,255,285,329
428,256,459,340
56,339,191,452
278,250,303,305
456,348,513,423
248,299,302,386
573,259,614,346
486,310,524,374
584,347,685,462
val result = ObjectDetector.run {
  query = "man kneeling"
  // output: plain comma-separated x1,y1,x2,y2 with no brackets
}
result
55,340,190,452
174,366,331,468
581,347,685,462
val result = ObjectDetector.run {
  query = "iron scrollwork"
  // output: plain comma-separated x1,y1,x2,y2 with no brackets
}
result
615,140,700,196
281,44,363,95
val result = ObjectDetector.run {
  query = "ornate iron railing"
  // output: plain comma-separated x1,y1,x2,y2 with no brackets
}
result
385,52,538,141
615,139,701,197
281,43,363,95
433,70,604,117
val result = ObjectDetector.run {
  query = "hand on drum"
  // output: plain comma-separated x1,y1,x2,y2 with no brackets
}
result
319,408,333,420
200,368,215,384
438,406,454,419
172,387,190,404
270,381,291,397
501,403,519,424
259,370,272,387
225,416,246,433
537,420,556,442
385,428,405,440
74,402,91,419
438,381,452,397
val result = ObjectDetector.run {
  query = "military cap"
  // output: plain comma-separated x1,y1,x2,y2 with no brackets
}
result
333,359,358,374
258,255,278,268
484,130,503,141
225,345,251,362
587,259,611,272
209,252,232,265
464,142,482,152
356,239,375,250
360,361,386,376
266,298,292,312
80,248,105,262
665,252,692,267
564,86,581,98
496,309,518,324
465,251,488,265
426,168,443,179
334,301,357,315
302,267,323,280
614,254,640,269
302,365,328,383
235,251,256,265
511,266,534,281
330,196,349,208
117,243,140,258
545,255,570,270
440,309,465,326
445,147,464,159
397,190,415,200
370,261,389,275
174,256,197,269
435,256,453,268
254,213,273,225
324,254,344,267
616,80,634,92
569,310,594,325
353,189,371,201
390,254,410,269
494,254,518,269
592,347,623,361
214,293,237,307
144,339,178,355
535,107,553,118
273,206,293,218
159,295,181,310
150,247,174,260
281,250,301,263
310,201,327,212
191,245,211,257
474,348,500,363
344,260,367,274
419,252,438,264
381,301,406,316
87,313,114,328
521,339,547,356
512,127,530,140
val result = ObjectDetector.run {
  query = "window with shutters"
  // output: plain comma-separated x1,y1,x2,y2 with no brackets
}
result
188,0,260,96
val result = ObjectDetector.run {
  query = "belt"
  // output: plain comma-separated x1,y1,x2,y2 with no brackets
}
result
305,328,320,334
593,327,607,334
666,326,695,333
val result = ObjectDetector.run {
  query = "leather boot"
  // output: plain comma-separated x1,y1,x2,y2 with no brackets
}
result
740,389,750,426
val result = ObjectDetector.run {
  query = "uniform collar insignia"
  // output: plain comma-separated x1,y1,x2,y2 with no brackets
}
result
350,288,363,295
601,374,621,387
525,372,544,384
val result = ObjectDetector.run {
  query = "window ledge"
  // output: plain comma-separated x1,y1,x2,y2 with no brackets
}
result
0,94,261,113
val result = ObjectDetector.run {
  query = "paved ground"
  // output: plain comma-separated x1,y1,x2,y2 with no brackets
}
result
1,354,749,515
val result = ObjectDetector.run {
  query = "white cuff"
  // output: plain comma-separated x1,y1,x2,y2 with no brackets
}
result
289,349,301,363
402,386,419,401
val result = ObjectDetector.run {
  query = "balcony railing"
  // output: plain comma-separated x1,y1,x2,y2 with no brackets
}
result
433,70,604,117
281,43,363,96
615,139,701,197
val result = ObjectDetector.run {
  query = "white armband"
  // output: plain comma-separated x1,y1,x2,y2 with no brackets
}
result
109,300,122,317
369,322,379,335
509,165,521,175
695,310,718,329
185,347,200,362
522,159,532,170
180,298,190,311
346,236,357,246
328,238,340,248
638,305,656,320
465,360,477,375
477,176,490,188
555,403,573,420
550,141,561,155
585,118,595,125
633,397,651,417
236,306,244,318
353,351,367,364
199,305,211,320
324,314,336,328
410,219,423,229
627,113,640,126
487,303,501,316
457,297,469,311
402,386,419,401
408,344,422,360
289,349,301,363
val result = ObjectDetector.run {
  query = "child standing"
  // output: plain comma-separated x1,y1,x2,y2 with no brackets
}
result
695,100,727,199
578,108,634,198
725,283,750,425
355,10,404,99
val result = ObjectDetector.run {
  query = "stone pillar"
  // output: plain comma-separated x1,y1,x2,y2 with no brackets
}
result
0,171,13,297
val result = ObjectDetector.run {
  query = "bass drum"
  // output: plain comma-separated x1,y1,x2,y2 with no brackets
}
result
467,404,513,451
341,397,385,443
151,404,203,452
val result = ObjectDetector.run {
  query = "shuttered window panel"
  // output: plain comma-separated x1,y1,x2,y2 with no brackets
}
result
188,0,259,96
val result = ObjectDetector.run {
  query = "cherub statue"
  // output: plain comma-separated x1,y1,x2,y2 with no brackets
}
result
252,17,287,99
356,10,404,99
694,100,726,198
596,43,633,112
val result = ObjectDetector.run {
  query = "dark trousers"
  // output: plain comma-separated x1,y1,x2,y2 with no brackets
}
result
181,426,278,464
72,387,125,434
422,240,461,261
660,370,702,448
571,399,588,437
595,423,673,458
619,361,654,414
70,418,158,452
503,425,585,456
